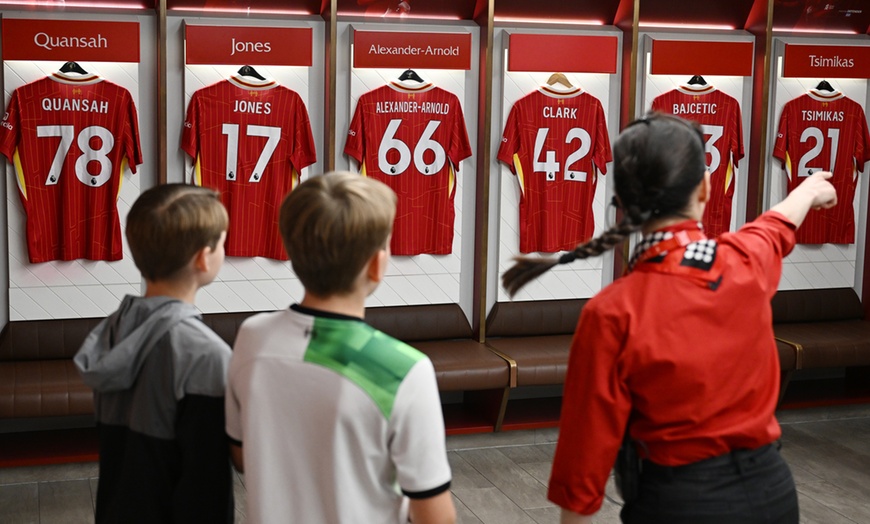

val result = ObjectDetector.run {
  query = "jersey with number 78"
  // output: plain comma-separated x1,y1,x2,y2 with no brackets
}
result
498,87,612,253
344,82,472,256
182,76,316,260
0,72,142,263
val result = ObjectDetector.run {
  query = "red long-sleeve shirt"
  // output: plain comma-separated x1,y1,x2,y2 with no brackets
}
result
548,211,796,515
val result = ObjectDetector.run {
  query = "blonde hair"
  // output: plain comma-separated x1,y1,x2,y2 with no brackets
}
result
280,171,397,296
126,184,228,281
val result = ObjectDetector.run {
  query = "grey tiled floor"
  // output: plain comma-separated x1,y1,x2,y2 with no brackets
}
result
1,404,869,523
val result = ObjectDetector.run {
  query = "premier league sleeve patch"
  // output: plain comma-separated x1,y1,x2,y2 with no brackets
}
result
681,239,717,271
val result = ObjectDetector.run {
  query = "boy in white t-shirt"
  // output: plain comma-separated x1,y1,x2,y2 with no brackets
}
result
226,171,456,524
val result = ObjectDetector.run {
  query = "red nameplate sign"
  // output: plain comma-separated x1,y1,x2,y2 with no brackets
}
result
782,44,870,79
185,25,312,67
651,40,753,76
2,19,140,62
508,34,618,74
353,31,471,70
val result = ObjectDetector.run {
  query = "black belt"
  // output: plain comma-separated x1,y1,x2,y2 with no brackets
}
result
641,443,778,478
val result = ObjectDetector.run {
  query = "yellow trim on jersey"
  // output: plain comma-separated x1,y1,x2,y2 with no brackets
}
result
118,157,128,199
784,152,792,181
360,160,368,177
724,159,734,193
194,155,203,186
448,164,455,196
13,149,27,200
513,153,525,197
291,168,300,190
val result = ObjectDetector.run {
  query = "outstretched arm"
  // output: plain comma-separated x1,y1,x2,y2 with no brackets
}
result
770,171,837,228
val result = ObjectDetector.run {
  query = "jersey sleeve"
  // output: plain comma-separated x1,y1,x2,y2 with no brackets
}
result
344,99,365,166
0,90,22,162
389,358,452,497
650,93,665,113
290,95,317,172
180,92,200,160
855,105,870,168
772,105,790,169
448,95,472,169
122,91,143,173
732,100,745,162
547,302,631,515
592,100,612,175
496,103,520,174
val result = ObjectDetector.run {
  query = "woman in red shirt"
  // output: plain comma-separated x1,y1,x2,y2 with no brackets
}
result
504,114,836,524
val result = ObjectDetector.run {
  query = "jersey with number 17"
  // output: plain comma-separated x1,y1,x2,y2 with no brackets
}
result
773,90,870,244
0,72,142,263
498,87,612,253
182,76,317,260
344,82,472,256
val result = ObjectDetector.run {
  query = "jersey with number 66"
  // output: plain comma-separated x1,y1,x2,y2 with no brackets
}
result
498,87,612,253
0,72,142,263
344,82,472,256
182,76,316,260
773,90,870,244
652,85,744,238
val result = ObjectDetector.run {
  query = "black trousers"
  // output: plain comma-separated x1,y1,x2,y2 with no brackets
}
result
621,444,799,524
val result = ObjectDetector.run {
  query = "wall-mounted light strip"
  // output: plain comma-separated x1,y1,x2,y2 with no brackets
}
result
639,22,736,31
494,16,605,26
170,6,313,15
0,0,147,8
772,27,858,35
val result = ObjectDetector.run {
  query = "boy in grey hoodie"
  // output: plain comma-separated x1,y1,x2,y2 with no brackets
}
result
75,184,233,523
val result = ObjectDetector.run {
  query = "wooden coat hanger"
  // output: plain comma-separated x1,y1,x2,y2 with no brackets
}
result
546,72,573,88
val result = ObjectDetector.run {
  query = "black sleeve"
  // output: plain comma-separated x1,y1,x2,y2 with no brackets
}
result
173,394,235,524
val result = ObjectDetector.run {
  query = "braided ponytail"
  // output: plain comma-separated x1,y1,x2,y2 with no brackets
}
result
502,213,644,297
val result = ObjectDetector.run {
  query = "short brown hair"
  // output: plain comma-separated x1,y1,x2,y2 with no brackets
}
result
126,183,228,281
280,172,396,296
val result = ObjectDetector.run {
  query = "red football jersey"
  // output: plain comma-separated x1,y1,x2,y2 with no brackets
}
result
652,85,744,237
182,76,316,260
497,86,612,253
0,72,142,263
344,82,472,255
774,90,870,244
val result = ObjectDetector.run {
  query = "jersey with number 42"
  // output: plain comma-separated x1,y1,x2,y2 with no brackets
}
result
652,85,744,238
774,90,870,244
182,76,317,260
498,87,612,253
0,72,142,263
344,82,472,256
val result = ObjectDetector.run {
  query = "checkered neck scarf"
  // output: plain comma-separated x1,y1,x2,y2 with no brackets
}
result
629,221,704,270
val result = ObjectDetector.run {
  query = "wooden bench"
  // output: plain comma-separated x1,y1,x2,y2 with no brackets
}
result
1,305,512,434
773,287,870,399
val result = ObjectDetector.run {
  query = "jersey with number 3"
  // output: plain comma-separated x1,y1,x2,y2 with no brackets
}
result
0,72,142,263
182,76,316,260
498,87,612,253
652,85,744,237
344,82,472,255
773,90,870,244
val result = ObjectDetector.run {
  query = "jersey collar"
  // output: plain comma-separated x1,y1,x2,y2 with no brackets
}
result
50,71,102,85
807,88,844,102
676,84,716,96
229,75,278,91
538,85,583,99
388,80,435,94
629,220,705,270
